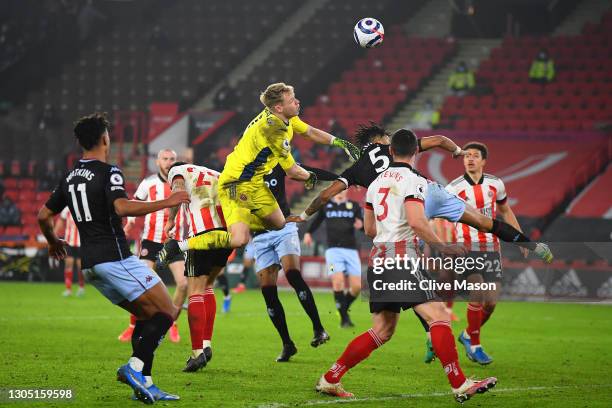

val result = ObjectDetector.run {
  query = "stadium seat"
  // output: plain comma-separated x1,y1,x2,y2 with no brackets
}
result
439,21,612,132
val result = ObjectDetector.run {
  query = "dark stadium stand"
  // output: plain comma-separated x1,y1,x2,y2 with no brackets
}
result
1,0,293,162
232,0,401,117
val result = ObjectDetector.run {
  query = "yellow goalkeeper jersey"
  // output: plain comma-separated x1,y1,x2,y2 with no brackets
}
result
219,108,308,185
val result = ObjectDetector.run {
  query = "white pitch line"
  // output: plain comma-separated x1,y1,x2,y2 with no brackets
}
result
255,384,612,408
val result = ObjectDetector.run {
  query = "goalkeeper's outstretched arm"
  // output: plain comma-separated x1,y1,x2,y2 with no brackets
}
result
296,121,361,162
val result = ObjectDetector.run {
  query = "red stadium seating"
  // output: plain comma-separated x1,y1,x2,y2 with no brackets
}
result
440,12,612,131
565,164,612,218
302,30,455,136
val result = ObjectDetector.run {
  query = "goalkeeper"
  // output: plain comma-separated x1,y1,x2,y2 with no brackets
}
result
158,83,360,263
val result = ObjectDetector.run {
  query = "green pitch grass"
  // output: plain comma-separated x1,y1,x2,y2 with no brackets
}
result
1,282,611,407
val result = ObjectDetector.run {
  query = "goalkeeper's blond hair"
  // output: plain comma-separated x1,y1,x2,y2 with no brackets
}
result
260,83,294,109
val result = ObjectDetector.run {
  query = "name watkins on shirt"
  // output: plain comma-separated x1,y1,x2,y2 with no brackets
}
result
66,168,95,182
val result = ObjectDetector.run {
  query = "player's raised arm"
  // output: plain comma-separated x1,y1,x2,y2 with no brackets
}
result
496,190,529,257
113,193,189,217
287,179,347,223
163,167,187,238
419,135,465,158
292,116,361,161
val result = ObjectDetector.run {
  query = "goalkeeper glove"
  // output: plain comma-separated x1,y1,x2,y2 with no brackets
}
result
331,136,361,162
304,171,317,190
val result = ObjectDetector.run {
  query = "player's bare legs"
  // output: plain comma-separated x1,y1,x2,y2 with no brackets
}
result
167,260,187,343
258,265,297,361
262,207,286,230
281,254,329,348
184,265,223,372
114,280,179,401
168,261,188,308
370,310,400,342
119,281,178,320
482,285,499,327
459,206,552,262
122,259,185,343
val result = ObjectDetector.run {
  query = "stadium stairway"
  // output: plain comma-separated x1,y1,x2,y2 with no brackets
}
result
553,0,611,36
403,0,452,38
386,38,501,132
194,0,330,111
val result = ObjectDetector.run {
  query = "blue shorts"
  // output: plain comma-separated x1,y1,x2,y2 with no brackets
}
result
252,222,301,272
424,182,466,222
326,247,361,277
82,256,161,304
243,240,256,261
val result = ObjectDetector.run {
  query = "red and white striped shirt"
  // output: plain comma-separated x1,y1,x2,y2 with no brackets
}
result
134,174,172,243
168,164,226,236
365,163,428,252
445,173,507,251
60,207,80,247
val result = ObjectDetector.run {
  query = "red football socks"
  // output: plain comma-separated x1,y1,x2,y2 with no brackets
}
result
203,288,216,341
466,302,483,346
324,328,382,384
64,269,73,290
188,294,205,350
430,320,466,389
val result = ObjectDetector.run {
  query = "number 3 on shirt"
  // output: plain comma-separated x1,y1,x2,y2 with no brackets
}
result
376,187,390,221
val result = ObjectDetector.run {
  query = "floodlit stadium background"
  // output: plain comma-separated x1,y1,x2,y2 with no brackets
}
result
1,0,610,297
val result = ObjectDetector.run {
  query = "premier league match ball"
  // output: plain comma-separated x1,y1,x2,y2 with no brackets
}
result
353,17,384,48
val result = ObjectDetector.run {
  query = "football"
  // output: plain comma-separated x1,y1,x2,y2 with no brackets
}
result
353,17,384,48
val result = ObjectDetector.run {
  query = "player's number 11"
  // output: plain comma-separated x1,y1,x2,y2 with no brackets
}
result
68,183,93,222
